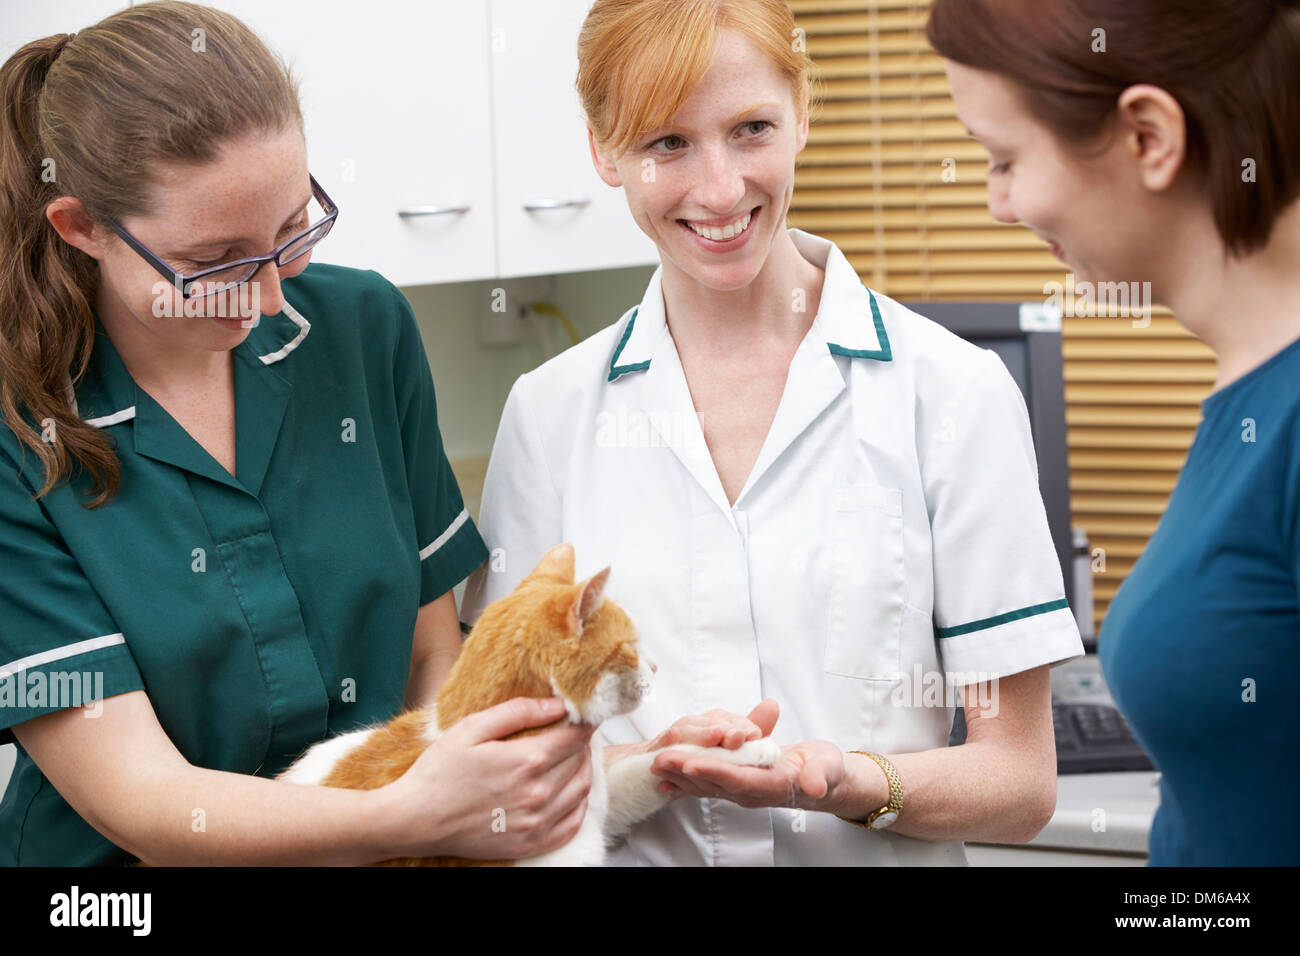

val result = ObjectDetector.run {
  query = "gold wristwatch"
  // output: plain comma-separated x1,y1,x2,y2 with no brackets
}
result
839,750,904,830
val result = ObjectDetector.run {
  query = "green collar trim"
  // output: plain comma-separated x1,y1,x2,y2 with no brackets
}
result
607,282,893,383
77,303,311,426
826,287,892,362
607,307,650,382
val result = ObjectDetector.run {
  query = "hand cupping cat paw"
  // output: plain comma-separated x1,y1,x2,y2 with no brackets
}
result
650,738,852,813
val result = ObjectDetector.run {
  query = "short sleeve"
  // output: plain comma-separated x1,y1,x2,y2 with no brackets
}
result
387,282,490,605
0,444,145,746
923,348,1084,683
459,373,562,627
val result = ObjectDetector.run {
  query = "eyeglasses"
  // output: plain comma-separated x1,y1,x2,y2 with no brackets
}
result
108,174,338,300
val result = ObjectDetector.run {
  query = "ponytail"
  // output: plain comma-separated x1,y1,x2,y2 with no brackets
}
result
0,1,301,508
0,33,107,505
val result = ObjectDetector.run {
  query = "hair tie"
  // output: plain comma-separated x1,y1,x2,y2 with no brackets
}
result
50,32,76,62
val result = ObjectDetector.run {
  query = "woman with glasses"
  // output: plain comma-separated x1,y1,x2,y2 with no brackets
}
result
0,1,596,865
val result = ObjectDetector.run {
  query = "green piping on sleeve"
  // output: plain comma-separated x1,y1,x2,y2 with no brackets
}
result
936,598,1070,638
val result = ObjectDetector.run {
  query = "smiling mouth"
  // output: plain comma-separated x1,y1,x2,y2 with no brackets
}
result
679,206,758,242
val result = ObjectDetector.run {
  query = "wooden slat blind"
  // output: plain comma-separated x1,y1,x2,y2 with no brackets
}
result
786,0,1217,635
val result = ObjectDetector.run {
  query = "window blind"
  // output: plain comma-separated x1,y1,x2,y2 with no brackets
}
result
786,0,1217,635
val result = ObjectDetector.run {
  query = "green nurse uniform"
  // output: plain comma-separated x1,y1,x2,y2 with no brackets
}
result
0,264,489,864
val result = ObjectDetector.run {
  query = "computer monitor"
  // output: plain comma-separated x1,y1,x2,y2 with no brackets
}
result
899,301,1083,646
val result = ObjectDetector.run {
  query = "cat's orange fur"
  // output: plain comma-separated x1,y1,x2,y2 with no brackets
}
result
284,543,643,866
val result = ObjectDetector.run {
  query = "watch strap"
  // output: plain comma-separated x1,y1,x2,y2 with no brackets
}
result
839,750,904,830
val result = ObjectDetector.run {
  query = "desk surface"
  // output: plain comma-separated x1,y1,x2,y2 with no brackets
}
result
1025,770,1161,854
1003,656,1162,855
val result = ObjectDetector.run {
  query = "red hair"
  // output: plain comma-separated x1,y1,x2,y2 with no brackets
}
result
577,0,820,157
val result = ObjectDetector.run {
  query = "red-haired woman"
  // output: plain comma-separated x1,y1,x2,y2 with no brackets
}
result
930,0,1300,864
463,0,1085,866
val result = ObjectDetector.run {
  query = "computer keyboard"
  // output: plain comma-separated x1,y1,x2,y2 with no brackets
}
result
948,698,1155,773
1051,699,1155,773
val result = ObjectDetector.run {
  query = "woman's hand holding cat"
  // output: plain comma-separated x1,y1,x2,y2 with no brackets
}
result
377,695,596,860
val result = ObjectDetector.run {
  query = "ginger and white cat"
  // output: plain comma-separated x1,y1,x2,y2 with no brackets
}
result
278,543,779,865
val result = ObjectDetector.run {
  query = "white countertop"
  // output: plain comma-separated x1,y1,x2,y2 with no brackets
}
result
968,654,1161,857
1027,770,1160,854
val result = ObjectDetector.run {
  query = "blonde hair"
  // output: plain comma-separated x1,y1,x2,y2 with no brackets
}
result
0,1,301,506
577,0,820,158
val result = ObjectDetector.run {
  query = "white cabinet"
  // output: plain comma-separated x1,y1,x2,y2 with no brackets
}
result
489,0,656,278
2,1,658,286
231,0,658,283
217,0,499,286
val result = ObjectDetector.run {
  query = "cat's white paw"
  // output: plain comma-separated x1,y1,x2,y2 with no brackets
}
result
664,736,781,767
738,736,781,767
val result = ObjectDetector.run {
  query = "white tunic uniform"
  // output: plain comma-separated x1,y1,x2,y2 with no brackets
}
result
461,228,1085,866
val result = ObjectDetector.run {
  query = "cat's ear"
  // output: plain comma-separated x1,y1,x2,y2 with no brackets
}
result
565,566,610,636
529,543,576,583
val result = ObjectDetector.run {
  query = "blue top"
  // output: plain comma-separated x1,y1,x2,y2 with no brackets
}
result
1099,335,1300,865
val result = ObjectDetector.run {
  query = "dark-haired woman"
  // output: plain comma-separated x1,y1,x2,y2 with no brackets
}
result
931,0,1300,864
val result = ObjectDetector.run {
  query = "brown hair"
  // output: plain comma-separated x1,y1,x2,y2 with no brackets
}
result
927,0,1300,257
0,0,301,507
577,0,822,158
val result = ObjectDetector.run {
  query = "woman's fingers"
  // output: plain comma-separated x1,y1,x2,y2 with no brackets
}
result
654,767,716,799
545,747,593,822
656,711,765,750
460,695,569,745
746,699,780,737
498,718,594,777
551,795,590,848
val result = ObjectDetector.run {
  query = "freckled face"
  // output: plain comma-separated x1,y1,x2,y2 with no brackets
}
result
97,126,315,350
591,28,809,292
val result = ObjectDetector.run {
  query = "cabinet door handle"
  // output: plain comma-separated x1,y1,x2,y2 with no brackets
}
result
397,204,472,218
522,197,592,211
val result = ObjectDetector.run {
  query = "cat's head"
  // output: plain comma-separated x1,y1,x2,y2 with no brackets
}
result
444,543,655,728
520,544,655,725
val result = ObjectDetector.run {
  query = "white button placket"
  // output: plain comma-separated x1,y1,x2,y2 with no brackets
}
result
687,505,775,865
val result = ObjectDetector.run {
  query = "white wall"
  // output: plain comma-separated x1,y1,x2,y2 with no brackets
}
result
408,262,657,465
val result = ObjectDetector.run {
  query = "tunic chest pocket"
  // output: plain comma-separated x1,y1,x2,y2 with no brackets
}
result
823,482,905,682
